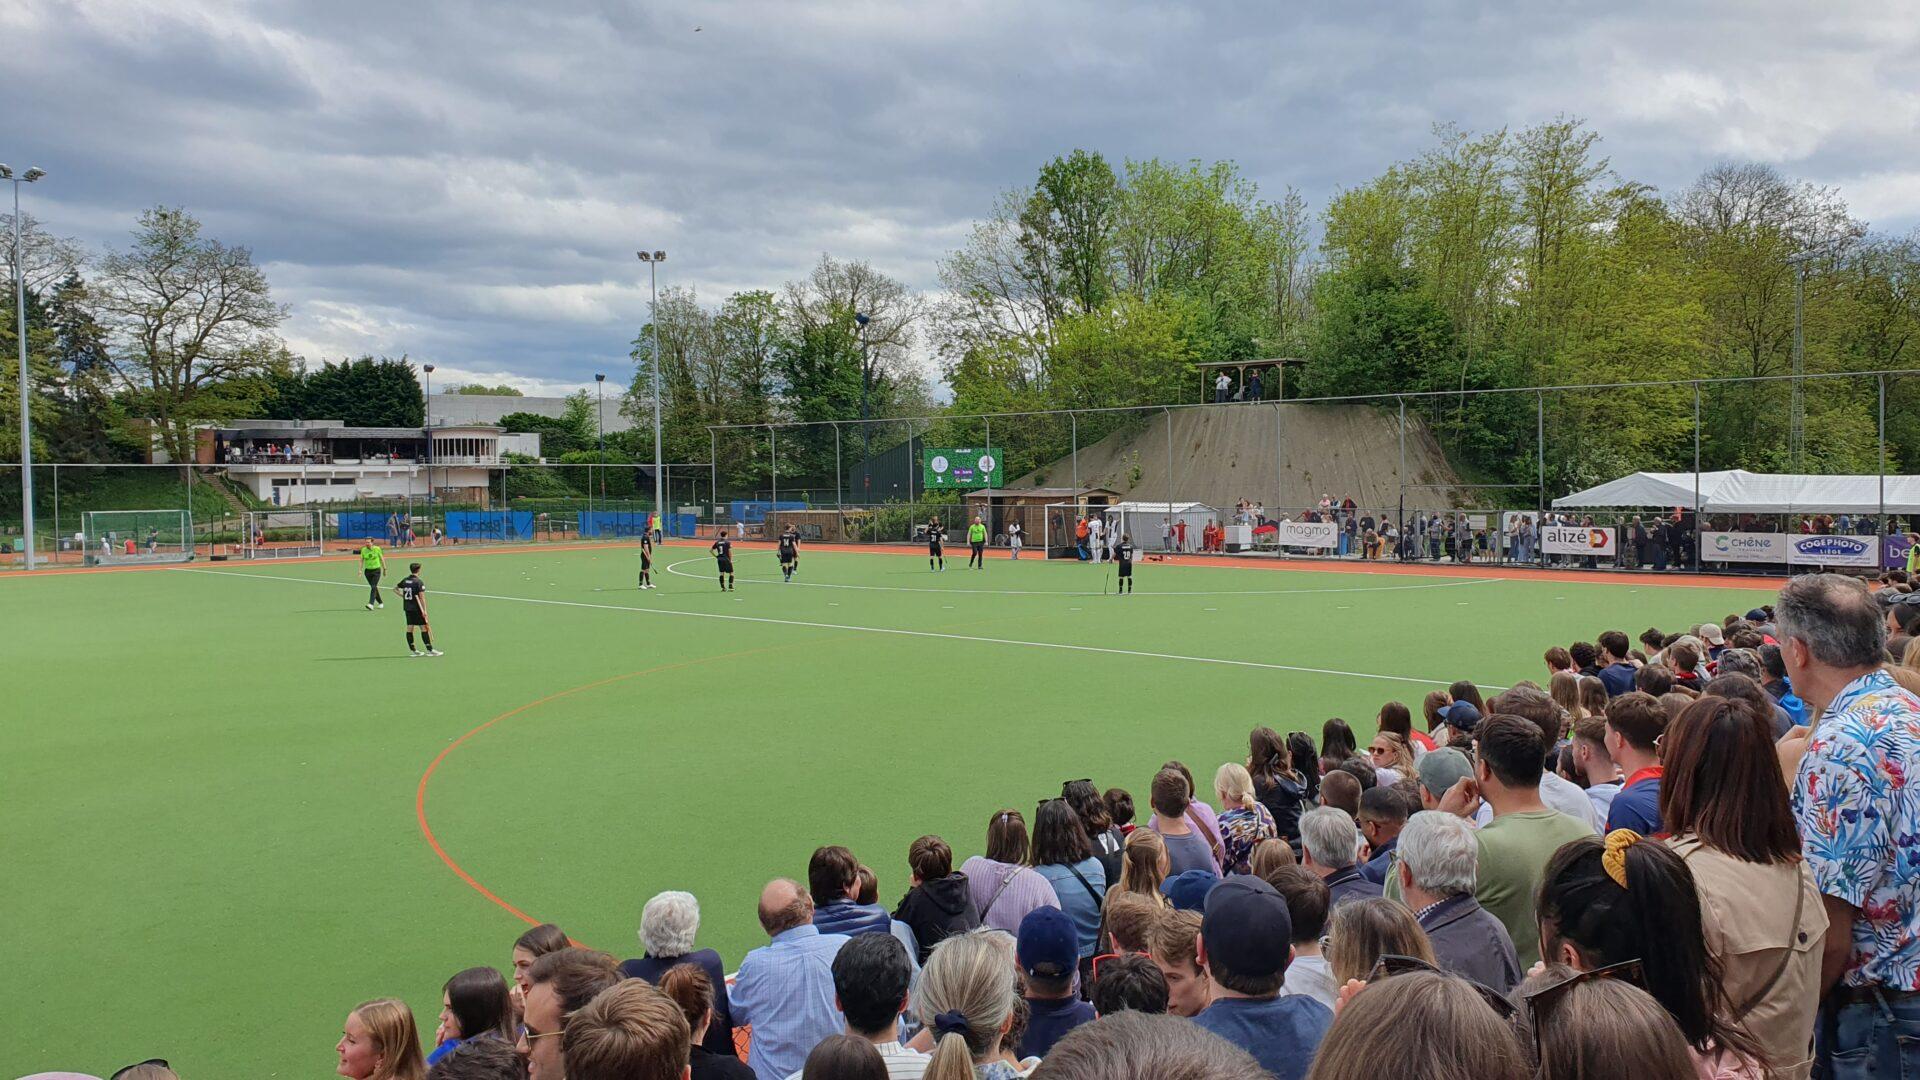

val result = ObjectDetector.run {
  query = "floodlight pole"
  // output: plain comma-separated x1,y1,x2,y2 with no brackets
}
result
637,251,667,536
7,164,46,569
422,363,434,514
595,372,606,511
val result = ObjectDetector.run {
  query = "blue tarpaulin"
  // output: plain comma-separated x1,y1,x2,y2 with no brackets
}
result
446,510,534,541
333,512,394,539
730,500,806,524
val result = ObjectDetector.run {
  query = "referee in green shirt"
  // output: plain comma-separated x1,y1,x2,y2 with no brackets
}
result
360,540,386,609
968,516,988,569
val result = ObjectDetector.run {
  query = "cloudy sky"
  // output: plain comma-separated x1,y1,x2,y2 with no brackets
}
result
8,0,1918,395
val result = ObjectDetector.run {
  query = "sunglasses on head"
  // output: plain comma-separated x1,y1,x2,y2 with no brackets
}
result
1521,960,1646,1056
111,1062,170,1080
1365,954,1517,1020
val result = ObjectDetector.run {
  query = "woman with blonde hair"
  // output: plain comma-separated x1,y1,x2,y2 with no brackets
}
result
335,998,426,1080
1324,897,1436,985
915,930,1023,1080
1363,733,1415,787
1213,763,1277,875
1550,670,1585,724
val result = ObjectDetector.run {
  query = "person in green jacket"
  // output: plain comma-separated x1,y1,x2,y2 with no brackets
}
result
968,516,988,569
360,541,385,610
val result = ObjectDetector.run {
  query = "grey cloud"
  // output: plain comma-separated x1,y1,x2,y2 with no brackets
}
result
10,0,1918,384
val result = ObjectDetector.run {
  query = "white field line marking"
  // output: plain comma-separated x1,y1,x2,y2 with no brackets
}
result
664,551,1499,598
177,566,1505,690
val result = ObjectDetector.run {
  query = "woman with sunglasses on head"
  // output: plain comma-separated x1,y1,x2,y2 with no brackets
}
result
1364,733,1415,787
1522,966,1698,1080
1537,831,1768,1079
1304,969,1528,1080
1660,696,1826,1079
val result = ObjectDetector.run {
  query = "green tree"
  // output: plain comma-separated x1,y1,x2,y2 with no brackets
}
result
446,383,522,395
94,207,286,461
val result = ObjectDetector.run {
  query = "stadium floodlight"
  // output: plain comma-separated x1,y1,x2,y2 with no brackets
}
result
6,162,46,569
636,250,667,533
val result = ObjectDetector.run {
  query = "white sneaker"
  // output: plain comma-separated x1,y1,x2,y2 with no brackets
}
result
427,649,444,657
366,603,375,610
377,601,384,608
409,649,422,657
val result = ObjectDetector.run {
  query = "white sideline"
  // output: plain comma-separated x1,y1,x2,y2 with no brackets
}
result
175,565,1507,690
661,550,1503,598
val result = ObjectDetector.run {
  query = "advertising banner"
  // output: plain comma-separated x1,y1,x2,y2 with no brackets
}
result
1274,520,1338,549
1701,531,1789,564
1542,525,1616,557
1790,534,1879,567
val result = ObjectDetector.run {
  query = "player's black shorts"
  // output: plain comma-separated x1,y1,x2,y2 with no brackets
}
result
716,558,734,573
929,543,943,556
403,605,427,626
779,550,795,565
1118,564,1133,577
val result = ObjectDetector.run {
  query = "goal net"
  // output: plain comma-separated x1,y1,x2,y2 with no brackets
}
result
83,509,194,566
241,510,325,559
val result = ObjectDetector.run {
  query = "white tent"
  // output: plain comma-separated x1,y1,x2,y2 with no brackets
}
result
1103,501,1218,552
1553,470,1920,514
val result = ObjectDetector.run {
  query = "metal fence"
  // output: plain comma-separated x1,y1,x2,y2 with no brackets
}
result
6,369,1918,572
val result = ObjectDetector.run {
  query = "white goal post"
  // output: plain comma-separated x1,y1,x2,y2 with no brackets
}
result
241,510,325,559
82,509,194,566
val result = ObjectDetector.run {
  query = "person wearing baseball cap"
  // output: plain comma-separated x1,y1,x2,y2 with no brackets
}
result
1015,907,1095,1059
1437,700,1481,747
1161,868,1221,912
1190,876,1332,1080
1414,747,1477,811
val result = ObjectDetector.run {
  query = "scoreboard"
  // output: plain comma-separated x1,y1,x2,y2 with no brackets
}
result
923,447,1002,490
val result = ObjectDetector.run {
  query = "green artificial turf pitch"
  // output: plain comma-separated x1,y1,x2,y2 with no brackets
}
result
2,543,1778,1076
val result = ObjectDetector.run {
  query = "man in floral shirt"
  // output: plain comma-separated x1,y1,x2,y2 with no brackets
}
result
1779,574,1920,1079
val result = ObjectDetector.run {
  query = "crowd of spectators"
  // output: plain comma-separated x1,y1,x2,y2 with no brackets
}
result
31,573,1920,1080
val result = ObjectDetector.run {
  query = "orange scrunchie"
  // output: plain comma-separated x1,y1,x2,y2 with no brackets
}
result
1602,829,1642,889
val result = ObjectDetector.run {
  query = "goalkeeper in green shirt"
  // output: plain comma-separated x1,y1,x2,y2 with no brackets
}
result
360,541,386,609
968,516,988,569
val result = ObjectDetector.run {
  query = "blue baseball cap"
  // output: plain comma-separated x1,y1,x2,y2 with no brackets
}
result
1441,700,1482,733
1016,906,1079,979
1161,869,1221,912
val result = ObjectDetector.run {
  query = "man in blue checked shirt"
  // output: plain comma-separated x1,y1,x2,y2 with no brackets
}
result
731,878,851,1080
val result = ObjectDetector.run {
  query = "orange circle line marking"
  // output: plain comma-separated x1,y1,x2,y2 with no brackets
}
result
414,641,823,928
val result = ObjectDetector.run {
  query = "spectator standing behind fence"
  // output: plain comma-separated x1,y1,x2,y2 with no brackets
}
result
1776,574,1920,1078
960,809,1062,935
810,846,893,938
1215,371,1232,403
1247,726,1309,847
1028,799,1108,981
1298,806,1381,908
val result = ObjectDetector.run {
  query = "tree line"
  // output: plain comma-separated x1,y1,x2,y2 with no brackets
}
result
9,120,1918,509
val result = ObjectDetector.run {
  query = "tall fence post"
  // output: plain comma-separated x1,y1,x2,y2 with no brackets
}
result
51,463,59,560
1070,412,1079,500
833,421,843,514
1536,390,1546,566
769,425,778,511
1693,381,1703,574
1878,373,1888,538
1164,407,1174,550
1397,398,1406,562
1273,402,1283,521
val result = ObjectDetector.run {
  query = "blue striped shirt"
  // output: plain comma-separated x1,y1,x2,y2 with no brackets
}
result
730,924,850,1080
